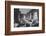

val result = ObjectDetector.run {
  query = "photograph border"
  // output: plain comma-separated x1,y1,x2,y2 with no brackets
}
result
11,5,42,31
5,1,45,35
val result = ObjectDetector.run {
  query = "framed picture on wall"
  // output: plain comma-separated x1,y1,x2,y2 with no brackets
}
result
5,1,45,35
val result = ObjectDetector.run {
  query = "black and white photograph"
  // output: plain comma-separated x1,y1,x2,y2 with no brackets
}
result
14,8,39,27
